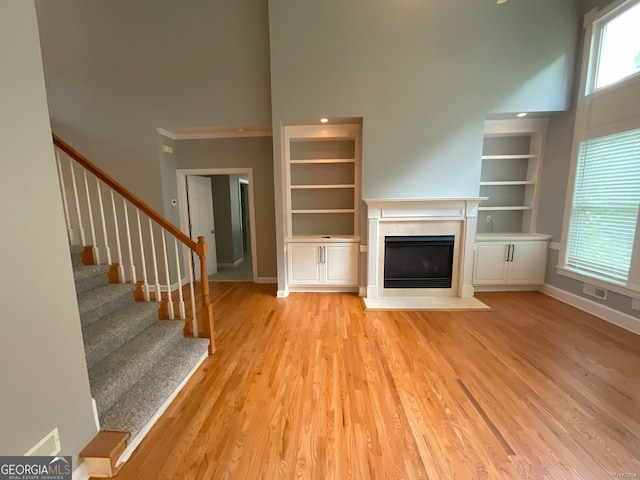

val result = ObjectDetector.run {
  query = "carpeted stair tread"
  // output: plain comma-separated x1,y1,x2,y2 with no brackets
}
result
82,301,159,368
78,283,134,326
99,337,209,440
90,320,185,414
74,264,109,294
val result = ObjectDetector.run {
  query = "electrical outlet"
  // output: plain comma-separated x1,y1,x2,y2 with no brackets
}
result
486,215,492,223
632,298,640,310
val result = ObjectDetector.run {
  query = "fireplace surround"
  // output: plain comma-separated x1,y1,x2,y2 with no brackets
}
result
364,198,488,310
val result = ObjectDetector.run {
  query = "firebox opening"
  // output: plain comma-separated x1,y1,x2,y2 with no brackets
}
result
384,235,454,288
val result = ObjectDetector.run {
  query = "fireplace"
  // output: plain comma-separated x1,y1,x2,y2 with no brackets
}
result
384,236,454,288
364,198,486,309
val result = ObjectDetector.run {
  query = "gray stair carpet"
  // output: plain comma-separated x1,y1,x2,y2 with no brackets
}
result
70,245,208,444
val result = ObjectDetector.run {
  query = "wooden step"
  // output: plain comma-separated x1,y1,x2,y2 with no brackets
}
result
79,430,130,478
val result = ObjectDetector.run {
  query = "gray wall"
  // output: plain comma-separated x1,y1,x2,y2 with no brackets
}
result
176,137,276,278
35,0,272,217
268,0,579,290
0,0,97,459
536,0,639,319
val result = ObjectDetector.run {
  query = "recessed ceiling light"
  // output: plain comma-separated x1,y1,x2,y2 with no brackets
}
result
320,118,329,123
517,112,528,118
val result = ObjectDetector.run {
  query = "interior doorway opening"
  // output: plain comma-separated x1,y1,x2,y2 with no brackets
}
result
177,168,258,282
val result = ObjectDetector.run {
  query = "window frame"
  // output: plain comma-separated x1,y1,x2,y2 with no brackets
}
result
585,0,640,95
558,0,640,297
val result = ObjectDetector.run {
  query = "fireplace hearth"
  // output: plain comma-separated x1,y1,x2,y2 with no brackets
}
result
384,235,454,288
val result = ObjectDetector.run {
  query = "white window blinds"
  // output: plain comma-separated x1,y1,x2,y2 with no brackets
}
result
566,129,640,283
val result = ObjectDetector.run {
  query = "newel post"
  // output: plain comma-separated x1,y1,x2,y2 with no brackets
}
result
196,236,215,354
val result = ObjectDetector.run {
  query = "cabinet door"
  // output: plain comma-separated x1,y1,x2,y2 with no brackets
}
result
508,241,548,285
473,243,509,285
288,243,322,285
324,243,359,286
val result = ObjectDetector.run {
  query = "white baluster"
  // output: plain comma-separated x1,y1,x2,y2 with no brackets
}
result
161,230,175,319
148,218,161,302
187,247,198,336
174,238,186,319
96,179,111,266
84,171,99,264
110,191,125,283
136,210,150,302
123,199,137,286
68,160,86,246
54,149,73,243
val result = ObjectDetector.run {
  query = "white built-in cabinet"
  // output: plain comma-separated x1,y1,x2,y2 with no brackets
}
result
287,242,359,286
284,123,361,290
474,118,551,291
473,236,550,289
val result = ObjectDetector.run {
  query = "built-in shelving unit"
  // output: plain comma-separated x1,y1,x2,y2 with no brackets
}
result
285,124,361,238
477,118,549,234
284,123,362,291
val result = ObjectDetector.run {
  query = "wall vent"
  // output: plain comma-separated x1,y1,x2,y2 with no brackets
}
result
24,427,61,456
583,283,607,300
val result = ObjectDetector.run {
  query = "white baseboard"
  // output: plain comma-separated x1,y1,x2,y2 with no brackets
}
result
277,288,289,298
255,277,277,284
115,351,208,467
540,284,640,335
359,287,367,297
72,461,89,480
217,257,244,268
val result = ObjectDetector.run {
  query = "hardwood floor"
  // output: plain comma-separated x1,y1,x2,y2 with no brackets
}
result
111,283,640,479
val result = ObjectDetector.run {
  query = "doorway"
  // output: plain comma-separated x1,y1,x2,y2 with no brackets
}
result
177,168,258,282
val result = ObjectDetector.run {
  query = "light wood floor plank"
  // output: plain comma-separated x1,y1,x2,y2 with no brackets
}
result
107,284,640,480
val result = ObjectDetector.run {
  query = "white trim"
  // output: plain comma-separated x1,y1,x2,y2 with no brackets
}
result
540,284,640,334
549,242,560,251
72,461,90,480
555,266,640,298
157,126,272,140
255,277,277,283
359,286,367,297
116,351,208,467
288,286,359,293
217,257,244,268
474,285,541,292
277,288,289,298
91,398,100,431
177,168,259,283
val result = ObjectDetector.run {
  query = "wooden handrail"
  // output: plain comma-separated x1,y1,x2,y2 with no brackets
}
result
53,134,197,252
54,133,215,351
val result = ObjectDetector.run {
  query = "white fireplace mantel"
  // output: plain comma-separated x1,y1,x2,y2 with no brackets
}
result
364,198,488,309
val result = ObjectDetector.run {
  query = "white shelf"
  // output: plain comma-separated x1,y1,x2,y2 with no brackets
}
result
292,209,355,214
291,184,355,189
478,119,548,234
481,154,537,160
290,158,355,164
479,206,533,211
286,123,361,238
480,181,535,186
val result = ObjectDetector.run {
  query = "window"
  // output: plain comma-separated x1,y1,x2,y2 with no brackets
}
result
594,1,640,90
566,130,640,283
560,0,640,294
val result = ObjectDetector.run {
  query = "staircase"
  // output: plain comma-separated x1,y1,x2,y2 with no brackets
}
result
53,134,218,477
72,246,208,473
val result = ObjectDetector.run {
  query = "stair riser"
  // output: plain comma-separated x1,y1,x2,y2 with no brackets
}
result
84,308,158,369
91,324,184,414
75,271,108,295
79,291,133,326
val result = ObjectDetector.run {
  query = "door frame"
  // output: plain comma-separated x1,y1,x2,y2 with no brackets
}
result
177,168,258,282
